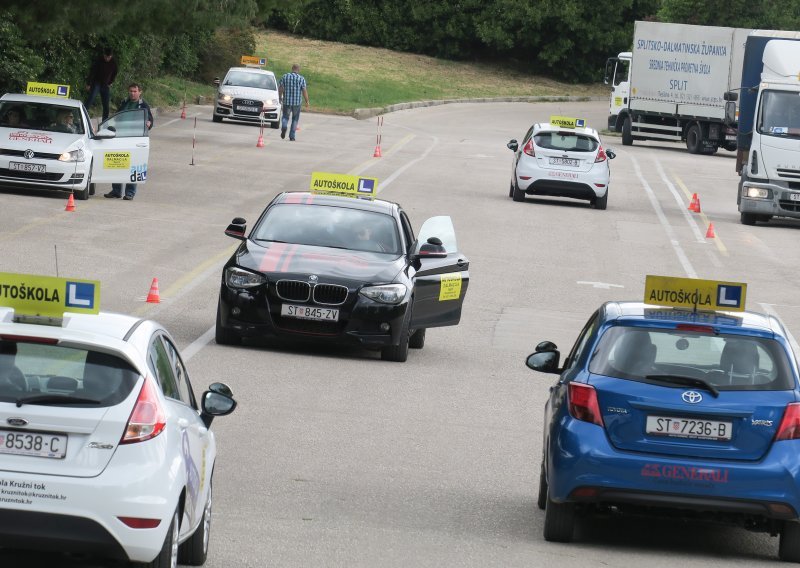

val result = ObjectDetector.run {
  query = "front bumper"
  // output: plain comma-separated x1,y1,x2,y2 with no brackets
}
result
0,155,88,192
214,102,281,123
740,179,800,219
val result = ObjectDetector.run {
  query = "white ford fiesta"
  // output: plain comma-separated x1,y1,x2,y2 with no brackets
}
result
0,304,237,567
507,116,616,210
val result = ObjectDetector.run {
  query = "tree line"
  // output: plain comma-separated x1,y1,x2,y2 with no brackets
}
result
1,0,799,98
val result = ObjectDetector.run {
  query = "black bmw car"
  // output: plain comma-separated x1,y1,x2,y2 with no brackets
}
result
216,191,470,361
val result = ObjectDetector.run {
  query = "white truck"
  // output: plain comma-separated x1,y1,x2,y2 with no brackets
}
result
604,21,750,154
733,33,800,226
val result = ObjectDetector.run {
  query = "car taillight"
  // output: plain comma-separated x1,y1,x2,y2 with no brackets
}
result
118,517,161,529
568,382,604,427
775,403,800,441
523,139,535,157
120,378,166,444
595,145,607,162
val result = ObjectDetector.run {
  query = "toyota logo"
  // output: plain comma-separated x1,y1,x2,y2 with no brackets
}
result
7,417,28,427
23,149,35,160
681,391,703,404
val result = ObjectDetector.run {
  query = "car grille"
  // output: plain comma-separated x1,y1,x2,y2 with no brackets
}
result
0,148,61,160
313,284,348,306
0,168,63,181
276,280,310,302
779,200,800,212
777,168,800,180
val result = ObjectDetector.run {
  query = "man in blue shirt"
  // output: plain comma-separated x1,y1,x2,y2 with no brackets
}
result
278,64,310,141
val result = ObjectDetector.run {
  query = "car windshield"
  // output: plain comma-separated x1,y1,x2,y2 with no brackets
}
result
0,102,84,135
534,131,598,152
0,341,139,406
224,71,277,91
588,326,794,391
758,90,800,138
252,203,402,255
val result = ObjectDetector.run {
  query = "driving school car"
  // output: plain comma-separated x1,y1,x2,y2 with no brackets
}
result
216,174,470,362
0,86,151,200
212,66,282,128
0,272,236,567
527,275,800,562
507,115,616,209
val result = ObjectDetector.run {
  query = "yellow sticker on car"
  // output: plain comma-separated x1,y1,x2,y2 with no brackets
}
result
104,151,131,169
644,275,747,312
549,116,586,129
439,273,462,301
0,272,100,316
26,81,70,98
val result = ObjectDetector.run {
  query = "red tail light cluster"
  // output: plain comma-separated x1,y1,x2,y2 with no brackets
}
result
568,382,604,427
120,378,166,445
595,145,608,163
523,139,535,157
775,403,800,441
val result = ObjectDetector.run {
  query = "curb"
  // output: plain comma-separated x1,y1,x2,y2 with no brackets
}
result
352,95,608,120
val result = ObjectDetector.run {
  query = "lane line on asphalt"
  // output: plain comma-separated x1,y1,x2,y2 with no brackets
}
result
653,159,706,244
183,326,216,362
378,135,439,192
671,172,729,256
348,133,416,176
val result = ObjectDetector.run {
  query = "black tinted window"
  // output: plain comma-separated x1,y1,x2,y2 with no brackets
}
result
224,71,277,91
0,102,84,135
534,132,598,152
148,336,179,399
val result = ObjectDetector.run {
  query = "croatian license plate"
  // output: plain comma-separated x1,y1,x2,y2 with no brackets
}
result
549,157,579,167
789,193,800,202
0,429,67,459
9,161,45,173
725,135,736,141
235,105,261,113
646,416,732,441
281,304,339,322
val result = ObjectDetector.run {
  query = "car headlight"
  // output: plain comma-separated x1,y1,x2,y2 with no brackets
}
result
218,93,233,102
266,98,279,106
745,187,770,199
58,149,85,162
225,267,266,289
359,284,407,304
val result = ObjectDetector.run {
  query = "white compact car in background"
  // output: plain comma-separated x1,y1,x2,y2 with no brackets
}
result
507,117,616,210
213,67,282,128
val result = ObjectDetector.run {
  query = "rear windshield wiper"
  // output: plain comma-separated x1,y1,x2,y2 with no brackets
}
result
644,375,719,398
15,395,101,408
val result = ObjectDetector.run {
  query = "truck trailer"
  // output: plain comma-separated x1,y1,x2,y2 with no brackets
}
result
605,21,750,154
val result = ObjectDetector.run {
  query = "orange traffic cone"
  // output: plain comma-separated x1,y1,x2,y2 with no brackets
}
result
373,144,382,158
146,278,161,303
65,193,76,212
180,104,186,120
256,133,265,148
688,193,700,212
705,222,716,238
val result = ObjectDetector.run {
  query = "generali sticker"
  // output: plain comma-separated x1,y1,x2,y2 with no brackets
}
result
9,131,52,144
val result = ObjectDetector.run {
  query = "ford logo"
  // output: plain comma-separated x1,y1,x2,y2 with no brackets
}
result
7,417,28,427
23,149,35,160
681,391,703,404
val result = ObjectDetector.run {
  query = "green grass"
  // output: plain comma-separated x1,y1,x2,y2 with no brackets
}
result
146,29,608,114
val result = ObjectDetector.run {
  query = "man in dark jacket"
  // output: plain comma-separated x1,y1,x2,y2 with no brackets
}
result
104,83,154,201
85,47,118,121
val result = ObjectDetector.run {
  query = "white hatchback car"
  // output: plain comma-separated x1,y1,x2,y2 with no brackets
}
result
0,94,151,200
0,308,236,567
212,67,282,128
507,119,616,210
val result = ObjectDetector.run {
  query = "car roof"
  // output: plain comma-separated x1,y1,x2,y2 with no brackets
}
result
272,192,399,215
0,93,83,108
533,122,599,138
226,67,276,77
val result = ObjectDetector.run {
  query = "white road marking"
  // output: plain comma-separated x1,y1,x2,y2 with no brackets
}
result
576,281,624,289
159,113,203,129
378,135,439,192
183,325,216,362
653,158,706,244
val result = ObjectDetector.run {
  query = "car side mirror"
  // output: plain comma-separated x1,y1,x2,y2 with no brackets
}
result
414,236,447,259
95,128,116,139
200,386,237,427
213,77,220,87
723,91,738,102
507,139,518,152
535,341,558,352
526,351,561,374
225,218,247,240
606,148,616,160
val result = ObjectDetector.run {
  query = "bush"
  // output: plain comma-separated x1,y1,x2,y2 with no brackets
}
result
198,26,256,83
0,14,45,94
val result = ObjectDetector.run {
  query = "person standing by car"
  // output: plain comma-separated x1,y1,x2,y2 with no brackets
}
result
104,83,154,201
85,47,118,122
278,64,310,141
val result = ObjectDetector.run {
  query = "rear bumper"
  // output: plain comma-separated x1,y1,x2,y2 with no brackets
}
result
516,160,609,201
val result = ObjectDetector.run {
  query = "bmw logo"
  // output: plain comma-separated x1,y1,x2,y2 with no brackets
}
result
308,275,318,282
23,149,35,160
681,391,703,404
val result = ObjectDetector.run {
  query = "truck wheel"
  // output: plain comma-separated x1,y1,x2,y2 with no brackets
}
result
686,124,702,154
740,212,757,226
621,117,633,146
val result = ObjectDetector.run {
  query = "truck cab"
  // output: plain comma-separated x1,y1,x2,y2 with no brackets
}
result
604,52,631,133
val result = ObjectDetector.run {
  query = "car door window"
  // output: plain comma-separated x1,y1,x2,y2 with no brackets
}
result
147,335,179,400
399,211,415,252
162,337,195,407
100,108,148,137
416,215,458,254
563,312,599,372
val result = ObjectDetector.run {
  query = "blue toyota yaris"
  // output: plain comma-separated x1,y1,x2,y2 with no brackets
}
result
528,301,800,562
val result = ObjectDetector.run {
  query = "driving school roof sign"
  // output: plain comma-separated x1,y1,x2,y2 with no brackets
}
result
26,82,70,98
310,172,378,198
644,275,747,312
241,55,266,66
550,116,586,129
0,272,100,317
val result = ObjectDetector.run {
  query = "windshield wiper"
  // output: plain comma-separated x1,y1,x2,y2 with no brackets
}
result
253,238,291,243
644,374,719,398
15,394,101,408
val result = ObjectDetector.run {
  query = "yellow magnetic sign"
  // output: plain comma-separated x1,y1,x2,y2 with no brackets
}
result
644,275,747,312
26,82,70,98
614,97,622,106
549,116,586,129
439,273,462,301
0,272,100,317
241,55,266,66
310,172,378,198
104,151,131,170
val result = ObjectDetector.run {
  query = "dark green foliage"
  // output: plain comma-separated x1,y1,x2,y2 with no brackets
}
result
657,0,800,29
0,13,45,94
198,27,257,83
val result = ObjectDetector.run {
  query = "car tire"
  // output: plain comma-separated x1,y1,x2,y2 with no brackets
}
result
543,488,575,543
212,114,223,123
740,212,757,226
537,462,547,511
215,303,241,346
508,181,514,198
87,165,95,196
686,124,702,154
512,179,525,202
593,191,608,211
179,481,212,566
621,116,633,146
136,508,179,568
780,521,800,562
409,328,426,349
381,319,410,362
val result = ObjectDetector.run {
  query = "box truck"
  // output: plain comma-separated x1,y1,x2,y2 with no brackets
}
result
733,32,800,225
605,21,750,154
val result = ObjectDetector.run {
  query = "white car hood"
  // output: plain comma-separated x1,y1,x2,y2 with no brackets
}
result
218,85,279,103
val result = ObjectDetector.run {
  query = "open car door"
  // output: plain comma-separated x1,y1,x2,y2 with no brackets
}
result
410,216,470,329
89,109,150,184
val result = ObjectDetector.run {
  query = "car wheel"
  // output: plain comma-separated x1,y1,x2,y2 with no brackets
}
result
179,480,212,566
780,521,800,562
543,488,575,543
537,462,547,511
512,179,525,202
212,114,223,123
215,303,241,346
409,328,426,349
508,181,514,198
135,508,179,568
686,124,702,154
87,165,95,196
740,212,757,226
381,319,410,362
621,116,633,146
593,191,608,211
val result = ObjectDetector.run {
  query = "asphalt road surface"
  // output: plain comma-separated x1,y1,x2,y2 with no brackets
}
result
2,100,799,567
